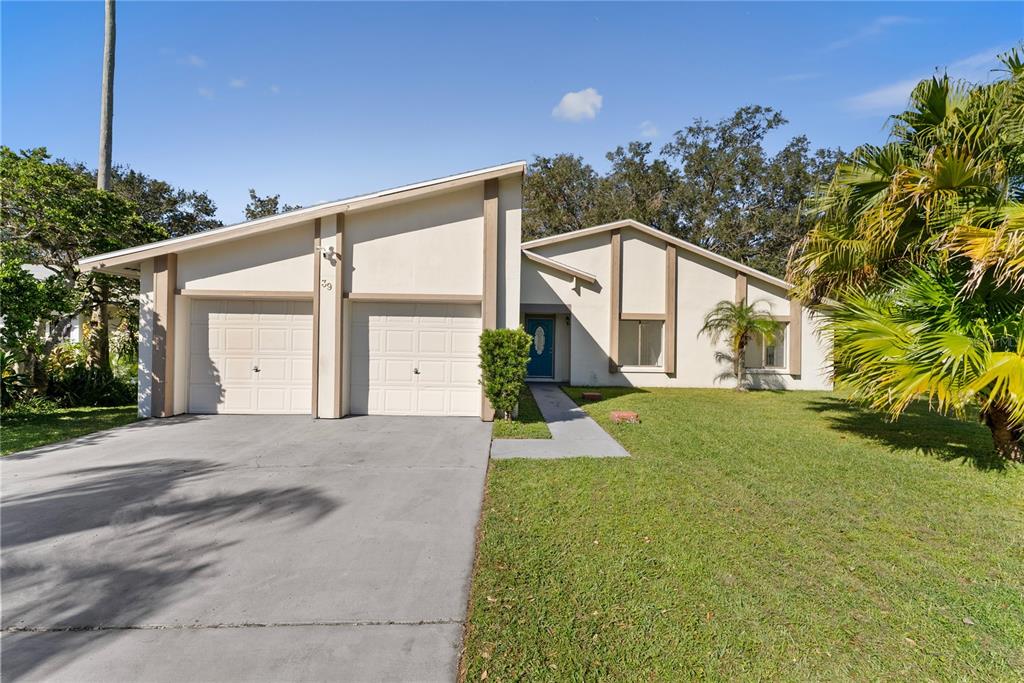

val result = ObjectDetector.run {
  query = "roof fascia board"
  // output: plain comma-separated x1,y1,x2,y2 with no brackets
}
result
523,219,793,291
80,161,526,272
521,249,597,284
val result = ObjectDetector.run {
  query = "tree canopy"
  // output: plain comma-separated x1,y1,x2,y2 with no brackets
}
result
244,189,301,221
787,46,1024,461
524,105,842,277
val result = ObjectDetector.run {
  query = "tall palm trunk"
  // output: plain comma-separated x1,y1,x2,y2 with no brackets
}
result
91,0,115,371
982,403,1024,462
97,0,115,192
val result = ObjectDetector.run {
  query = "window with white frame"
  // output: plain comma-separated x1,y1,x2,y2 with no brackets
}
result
618,320,664,368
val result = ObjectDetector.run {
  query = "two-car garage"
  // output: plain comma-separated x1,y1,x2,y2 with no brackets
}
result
186,299,482,417
84,161,523,421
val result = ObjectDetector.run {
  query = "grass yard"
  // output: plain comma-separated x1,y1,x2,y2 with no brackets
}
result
491,385,551,439
463,388,1024,681
1,405,138,455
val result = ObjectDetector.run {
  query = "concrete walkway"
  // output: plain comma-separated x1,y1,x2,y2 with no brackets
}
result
490,384,629,459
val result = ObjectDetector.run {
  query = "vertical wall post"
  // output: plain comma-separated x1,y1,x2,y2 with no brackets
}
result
734,272,747,304
789,299,803,377
608,229,621,373
664,245,677,375
152,253,176,417
311,219,321,418
481,179,499,420
334,213,345,418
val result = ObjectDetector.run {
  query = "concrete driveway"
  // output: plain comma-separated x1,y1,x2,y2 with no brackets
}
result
1,414,492,682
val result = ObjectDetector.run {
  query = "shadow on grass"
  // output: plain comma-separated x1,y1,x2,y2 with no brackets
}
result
807,396,1007,472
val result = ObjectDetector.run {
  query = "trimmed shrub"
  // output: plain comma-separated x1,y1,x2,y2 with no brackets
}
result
479,327,532,420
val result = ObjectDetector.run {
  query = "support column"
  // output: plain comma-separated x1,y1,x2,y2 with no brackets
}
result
481,179,499,420
152,253,176,418
734,272,747,304
664,245,677,375
789,299,803,377
334,214,345,418
312,219,321,418
608,229,621,373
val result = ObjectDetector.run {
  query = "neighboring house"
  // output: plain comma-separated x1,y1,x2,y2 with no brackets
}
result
80,162,831,421
2,265,84,343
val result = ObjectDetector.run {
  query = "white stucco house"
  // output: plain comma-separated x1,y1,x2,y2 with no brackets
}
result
80,162,831,421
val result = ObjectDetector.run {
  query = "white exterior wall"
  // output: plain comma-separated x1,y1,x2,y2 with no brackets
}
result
521,226,833,390
620,232,666,315
137,259,155,417
345,187,483,296
176,222,315,292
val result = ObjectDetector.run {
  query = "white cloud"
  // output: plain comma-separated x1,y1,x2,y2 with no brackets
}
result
827,15,917,51
269,84,281,95
229,78,247,89
197,87,215,99
552,88,603,122
845,45,1008,112
180,54,206,68
639,120,659,138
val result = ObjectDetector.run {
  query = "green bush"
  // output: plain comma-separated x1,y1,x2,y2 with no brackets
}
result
44,341,135,407
0,349,32,408
479,327,532,420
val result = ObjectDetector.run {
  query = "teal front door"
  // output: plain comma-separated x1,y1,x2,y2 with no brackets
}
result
526,317,554,378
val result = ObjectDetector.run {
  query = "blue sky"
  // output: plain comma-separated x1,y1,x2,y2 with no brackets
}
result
3,2,1020,223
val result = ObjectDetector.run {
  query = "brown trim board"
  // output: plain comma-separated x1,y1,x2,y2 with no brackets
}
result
608,228,621,373
311,219,321,418
152,253,177,417
665,244,677,375
789,299,803,377
176,289,314,299
333,213,345,419
481,178,499,421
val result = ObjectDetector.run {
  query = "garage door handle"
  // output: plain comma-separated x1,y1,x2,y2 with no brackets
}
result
253,366,261,373
413,368,420,375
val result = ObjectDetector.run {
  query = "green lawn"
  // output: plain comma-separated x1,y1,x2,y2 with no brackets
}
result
1,405,138,455
463,388,1024,682
491,385,551,439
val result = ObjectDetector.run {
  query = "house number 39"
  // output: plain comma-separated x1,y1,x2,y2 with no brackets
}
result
320,279,333,291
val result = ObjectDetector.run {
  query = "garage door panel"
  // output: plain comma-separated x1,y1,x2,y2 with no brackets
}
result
188,299,311,415
291,358,312,382
258,328,289,352
384,360,414,383
350,302,481,416
451,330,479,355
417,389,445,414
224,328,255,352
449,389,480,415
417,360,447,383
383,389,413,413
450,361,479,385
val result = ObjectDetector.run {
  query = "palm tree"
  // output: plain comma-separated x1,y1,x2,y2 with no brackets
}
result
829,265,1023,462
788,46,1024,461
699,300,781,390
90,0,116,371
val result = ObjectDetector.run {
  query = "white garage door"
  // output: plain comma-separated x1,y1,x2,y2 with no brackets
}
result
189,299,313,414
350,302,481,416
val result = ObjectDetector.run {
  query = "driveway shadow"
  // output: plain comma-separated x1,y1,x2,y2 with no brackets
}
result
806,396,1006,472
1,457,340,680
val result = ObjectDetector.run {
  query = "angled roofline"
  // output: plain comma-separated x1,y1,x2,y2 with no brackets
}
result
80,161,527,273
522,219,793,291
521,249,597,284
